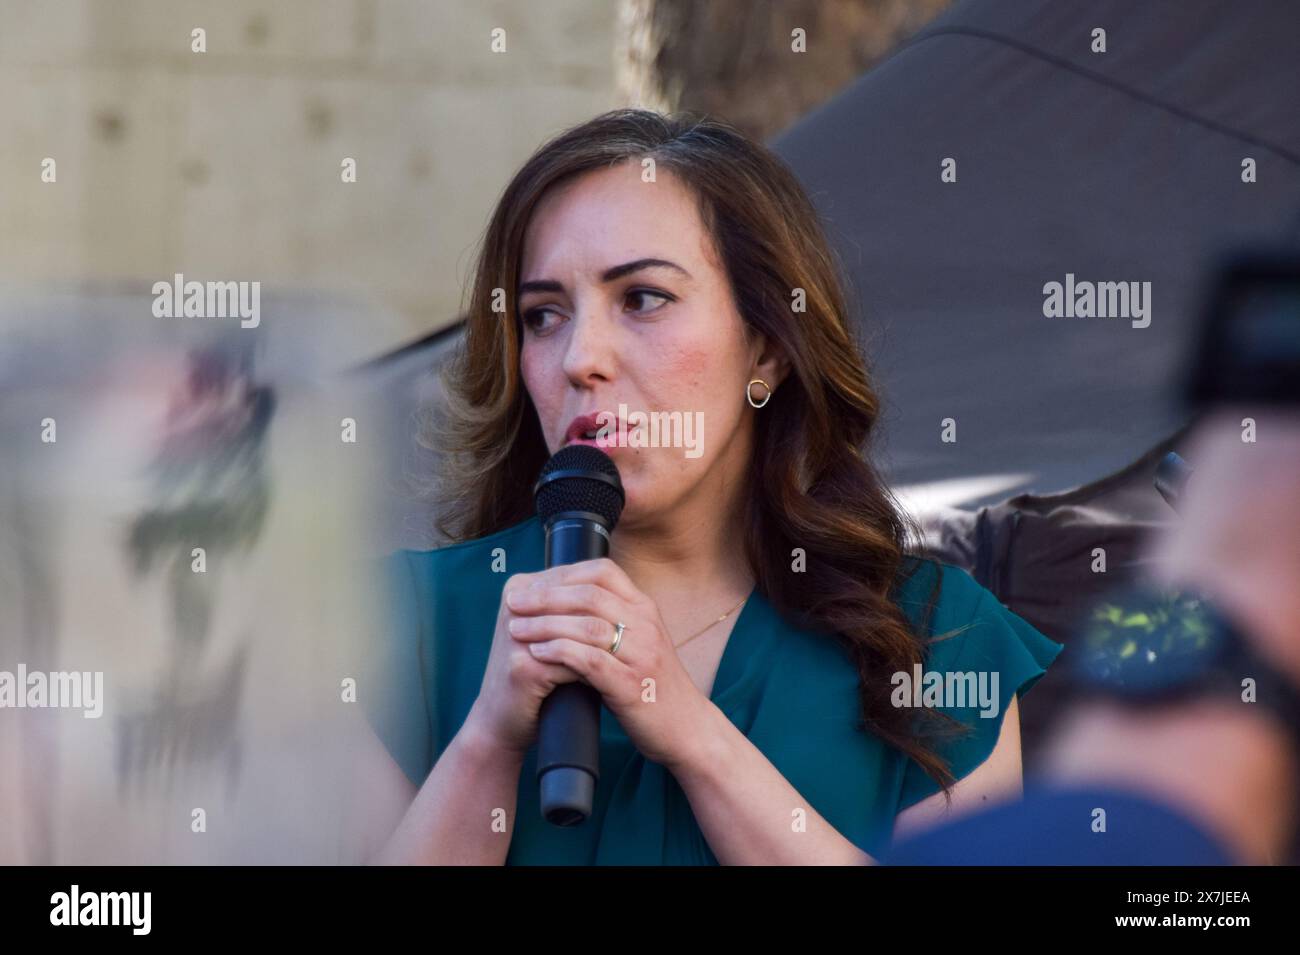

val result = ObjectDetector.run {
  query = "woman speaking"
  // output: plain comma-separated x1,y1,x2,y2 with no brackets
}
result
361,108,1062,865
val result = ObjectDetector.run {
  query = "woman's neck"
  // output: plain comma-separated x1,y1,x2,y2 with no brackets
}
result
607,493,754,628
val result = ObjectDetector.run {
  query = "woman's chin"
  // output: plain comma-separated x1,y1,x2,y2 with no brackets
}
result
612,485,653,529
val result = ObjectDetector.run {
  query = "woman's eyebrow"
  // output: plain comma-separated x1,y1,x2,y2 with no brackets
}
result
518,258,692,296
600,258,692,282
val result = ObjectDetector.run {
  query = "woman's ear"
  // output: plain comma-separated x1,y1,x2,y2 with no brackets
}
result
751,332,792,392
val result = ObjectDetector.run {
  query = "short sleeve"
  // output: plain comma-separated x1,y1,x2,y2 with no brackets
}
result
895,565,1063,812
360,550,434,789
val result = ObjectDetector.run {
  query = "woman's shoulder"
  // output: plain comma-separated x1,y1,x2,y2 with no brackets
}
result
891,554,1063,685
892,556,989,631
373,516,546,638
389,515,546,584
891,555,1066,812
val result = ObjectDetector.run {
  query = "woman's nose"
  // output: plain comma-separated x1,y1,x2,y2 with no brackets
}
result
561,306,614,386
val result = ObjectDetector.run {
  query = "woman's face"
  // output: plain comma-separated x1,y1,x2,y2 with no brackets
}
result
518,161,779,526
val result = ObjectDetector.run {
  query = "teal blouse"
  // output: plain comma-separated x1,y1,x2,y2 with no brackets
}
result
366,515,1063,864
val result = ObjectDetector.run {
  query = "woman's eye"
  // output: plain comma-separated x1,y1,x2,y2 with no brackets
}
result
521,307,561,334
625,288,674,313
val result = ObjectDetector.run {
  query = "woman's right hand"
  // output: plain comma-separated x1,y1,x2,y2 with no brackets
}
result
463,572,585,758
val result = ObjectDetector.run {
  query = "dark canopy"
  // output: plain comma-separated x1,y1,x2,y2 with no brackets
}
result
769,0,1300,502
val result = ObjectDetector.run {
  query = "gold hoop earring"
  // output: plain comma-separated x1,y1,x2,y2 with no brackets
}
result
746,378,772,409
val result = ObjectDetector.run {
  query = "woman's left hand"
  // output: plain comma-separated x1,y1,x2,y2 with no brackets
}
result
503,557,719,772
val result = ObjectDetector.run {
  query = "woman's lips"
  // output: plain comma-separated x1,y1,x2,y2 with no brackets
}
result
563,413,636,449
565,427,634,449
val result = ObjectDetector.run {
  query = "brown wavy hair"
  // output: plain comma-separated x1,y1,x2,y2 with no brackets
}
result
432,108,967,802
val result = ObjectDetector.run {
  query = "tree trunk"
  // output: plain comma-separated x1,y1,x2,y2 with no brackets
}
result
616,0,953,141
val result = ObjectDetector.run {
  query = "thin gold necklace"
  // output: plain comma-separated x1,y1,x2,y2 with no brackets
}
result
671,593,751,649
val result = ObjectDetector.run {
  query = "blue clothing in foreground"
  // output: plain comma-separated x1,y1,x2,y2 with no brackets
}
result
883,781,1237,865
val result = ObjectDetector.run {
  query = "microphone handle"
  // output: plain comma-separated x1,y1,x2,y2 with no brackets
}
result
537,515,610,826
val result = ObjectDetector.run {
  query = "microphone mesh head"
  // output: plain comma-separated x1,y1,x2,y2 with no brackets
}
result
534,445,624,531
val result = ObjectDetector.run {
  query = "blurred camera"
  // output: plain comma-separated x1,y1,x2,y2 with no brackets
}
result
1188,253,1300,409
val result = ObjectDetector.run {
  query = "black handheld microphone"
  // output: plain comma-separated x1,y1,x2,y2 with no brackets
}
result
532,444,625,826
